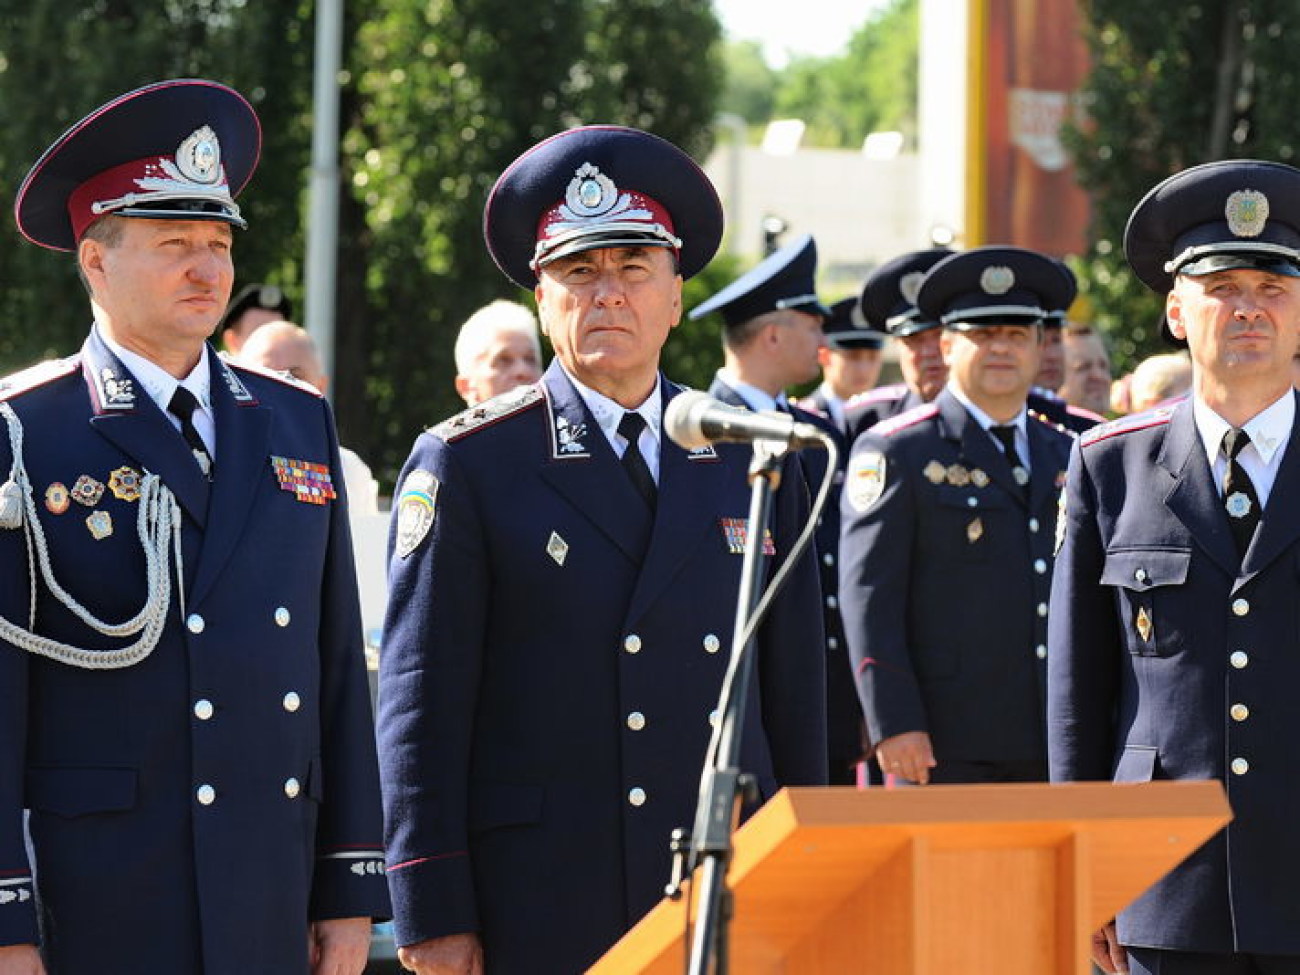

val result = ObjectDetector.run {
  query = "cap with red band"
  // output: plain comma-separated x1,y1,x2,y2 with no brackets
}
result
15,78,260,253
484,125,722,289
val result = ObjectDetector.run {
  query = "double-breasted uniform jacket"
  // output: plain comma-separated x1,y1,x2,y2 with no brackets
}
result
839,389,1072,773
379,362,827,974
1048,394,1300,955
0,330,389,974
709,375,864,782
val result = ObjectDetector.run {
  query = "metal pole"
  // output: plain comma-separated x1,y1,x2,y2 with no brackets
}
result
304,0,344,391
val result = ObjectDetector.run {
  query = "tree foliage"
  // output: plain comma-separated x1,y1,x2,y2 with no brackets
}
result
1067,1,1300,374
0,0,723,490
766,0,918,149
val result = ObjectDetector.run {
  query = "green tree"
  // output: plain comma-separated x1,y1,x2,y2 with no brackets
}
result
1068,1,1300,374
720,40,777,126
771,0,918,149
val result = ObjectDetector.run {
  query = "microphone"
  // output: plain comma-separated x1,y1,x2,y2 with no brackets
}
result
663,390,828,451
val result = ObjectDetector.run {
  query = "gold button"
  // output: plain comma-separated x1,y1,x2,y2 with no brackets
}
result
284,777,301,799
1231,757,1249,776
626,711,646,731
196,784,216,806
1230,703,1249,722
193,699,214,721
283,691,301,712
1037,602,1049,618
1230,651,1249,669
623,635,641,654
186,613,205,634
1232,598,1250,617
1028,518,1040,533
628,787,647,807
1036,645,1047,660
1034,559,1047,574
274,607,291,627
702,634,721,654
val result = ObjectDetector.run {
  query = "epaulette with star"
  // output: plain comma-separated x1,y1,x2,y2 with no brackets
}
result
432,383,543,442
869,401,939,438
1080,404,1176,447
0,357,78,403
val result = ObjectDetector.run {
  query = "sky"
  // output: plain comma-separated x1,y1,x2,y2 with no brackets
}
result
712,0,890,67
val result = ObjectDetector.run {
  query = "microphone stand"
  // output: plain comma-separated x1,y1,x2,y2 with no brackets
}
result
682,438,787,975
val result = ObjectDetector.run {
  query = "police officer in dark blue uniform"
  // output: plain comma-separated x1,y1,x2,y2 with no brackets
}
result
795,296,887,436
1050,159,1300,975
0,80,389,975
840,246,1074,785
689,235,866,785
843,247,954,441
377,126,827,975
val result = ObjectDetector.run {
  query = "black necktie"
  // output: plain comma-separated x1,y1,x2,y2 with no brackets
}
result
1222,428,1261,558
168,386,214,478
989,424,1028,495
618,411,656,509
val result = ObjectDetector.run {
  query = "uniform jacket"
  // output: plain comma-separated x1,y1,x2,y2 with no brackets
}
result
1048,395,1300,954
0,330,389,974
840,388,1071,767
709,374,865,781
379,362,827,974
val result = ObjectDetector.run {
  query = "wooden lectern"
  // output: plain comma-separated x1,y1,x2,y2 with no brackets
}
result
589,782,1229,975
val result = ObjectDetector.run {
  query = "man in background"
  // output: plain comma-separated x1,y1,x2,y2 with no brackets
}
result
795,295,887,436
219,280,292,355
239,320,380,516
843,248,954,440
841,246,1074,787
1058,323,1113,419
453,299,543,407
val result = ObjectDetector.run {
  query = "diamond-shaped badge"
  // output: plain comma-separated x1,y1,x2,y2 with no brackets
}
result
547,531,569,566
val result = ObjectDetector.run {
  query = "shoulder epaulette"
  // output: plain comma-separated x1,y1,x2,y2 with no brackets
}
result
432,383,543,442
227,359,323,397
1080,405,1175,447
1066,404,1108,424
0,357,78,403
847,382,908,408
1028,409,1069,435
870,401,939,438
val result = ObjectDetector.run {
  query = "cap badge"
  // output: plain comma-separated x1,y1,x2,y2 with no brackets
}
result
1224,189,1269,238
566,163,626,218
175,126,222,185
980,266,1015,295
567,163,619,217
899,270,925,306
